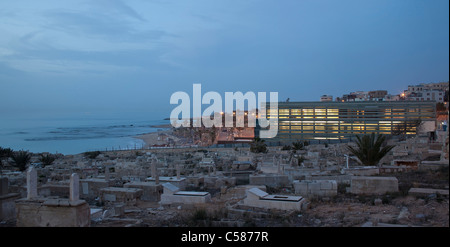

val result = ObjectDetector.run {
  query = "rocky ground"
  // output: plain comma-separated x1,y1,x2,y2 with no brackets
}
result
87,167,448,228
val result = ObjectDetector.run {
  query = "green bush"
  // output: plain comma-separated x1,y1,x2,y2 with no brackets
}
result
39,153,56,167
11,150,31,171
83,151,102,159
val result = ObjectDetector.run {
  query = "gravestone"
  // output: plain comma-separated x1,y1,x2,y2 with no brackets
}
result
70,173,79,201
27,167,38,200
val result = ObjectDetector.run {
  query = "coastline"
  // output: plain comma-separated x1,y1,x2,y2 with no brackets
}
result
133,127,180,148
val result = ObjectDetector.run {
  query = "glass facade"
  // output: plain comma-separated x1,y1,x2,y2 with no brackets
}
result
259,101,436,143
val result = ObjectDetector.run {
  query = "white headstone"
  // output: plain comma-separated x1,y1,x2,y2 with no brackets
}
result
70,173,80,201
27,166,38,199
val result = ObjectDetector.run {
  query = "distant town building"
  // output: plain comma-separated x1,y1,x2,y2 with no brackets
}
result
404,82,448,103
368,90,388,101
320,95,333,102
406,90,445,103
334,81,448,103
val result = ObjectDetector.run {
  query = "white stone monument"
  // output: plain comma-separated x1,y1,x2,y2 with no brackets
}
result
27,166,38,200
70,173,80,201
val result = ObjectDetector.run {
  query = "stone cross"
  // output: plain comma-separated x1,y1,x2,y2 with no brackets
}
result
70,173,80,201
27,166,38,200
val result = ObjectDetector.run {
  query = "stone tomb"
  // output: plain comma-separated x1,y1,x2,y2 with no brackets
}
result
348,176,399,195
408,188,449,197
0,177,20,221
99,187,143,206
123,181,163,202
79,178,110,201
160,183,211,205
242,187,306,211
293,180,337,198
15,169,90,227
146,176,187,190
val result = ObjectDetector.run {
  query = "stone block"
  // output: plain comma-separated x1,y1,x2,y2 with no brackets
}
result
99,187,143,206
294,180,337,198
349,176,398,195
124,182,163,202
16,198,90,227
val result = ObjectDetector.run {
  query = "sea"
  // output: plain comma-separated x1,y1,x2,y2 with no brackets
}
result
0,111,170,155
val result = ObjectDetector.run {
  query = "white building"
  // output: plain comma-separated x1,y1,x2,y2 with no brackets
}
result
320,95,333,102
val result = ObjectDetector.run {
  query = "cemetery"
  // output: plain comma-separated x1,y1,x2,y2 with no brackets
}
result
0,133,448,227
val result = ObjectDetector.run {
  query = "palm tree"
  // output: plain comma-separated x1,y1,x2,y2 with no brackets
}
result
346,133,395,167
11,150,31,171
250,137,268,153
39,153,56,167
292,141,304,151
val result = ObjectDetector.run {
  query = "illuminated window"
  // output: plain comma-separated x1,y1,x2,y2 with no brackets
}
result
315,109,327,116
279,109,290,115
291,109,302,116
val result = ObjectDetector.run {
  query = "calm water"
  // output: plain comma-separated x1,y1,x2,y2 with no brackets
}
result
0,111,169,155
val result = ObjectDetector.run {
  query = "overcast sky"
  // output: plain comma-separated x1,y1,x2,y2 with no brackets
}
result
0,0,448,120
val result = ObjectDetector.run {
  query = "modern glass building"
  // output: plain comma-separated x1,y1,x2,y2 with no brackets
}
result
257,101,436,143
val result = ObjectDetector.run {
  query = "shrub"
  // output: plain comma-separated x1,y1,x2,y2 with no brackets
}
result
84,151,102,159
347,133,395,167
11,150,31,171
39,153,56,167
0,147,14,158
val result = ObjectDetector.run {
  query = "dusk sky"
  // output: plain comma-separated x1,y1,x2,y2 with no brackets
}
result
0,0,448,120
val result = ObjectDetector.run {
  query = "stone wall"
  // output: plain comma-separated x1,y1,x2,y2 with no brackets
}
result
15,198,90,227
80,178,110,202
124,182,162,202
293,180,337,198
99,187,143,206
249,174,290,187
348,176,398,195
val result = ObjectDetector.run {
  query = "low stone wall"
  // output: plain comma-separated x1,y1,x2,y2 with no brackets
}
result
293,180,337,198
249,175,290,187
348,176,398,195
204,176,236,189
343,167,379,176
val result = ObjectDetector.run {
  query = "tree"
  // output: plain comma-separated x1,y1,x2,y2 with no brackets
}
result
39,153,56,167
291,141,304,151
250,137,268,153
11,150,31,171
346,133,395,167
